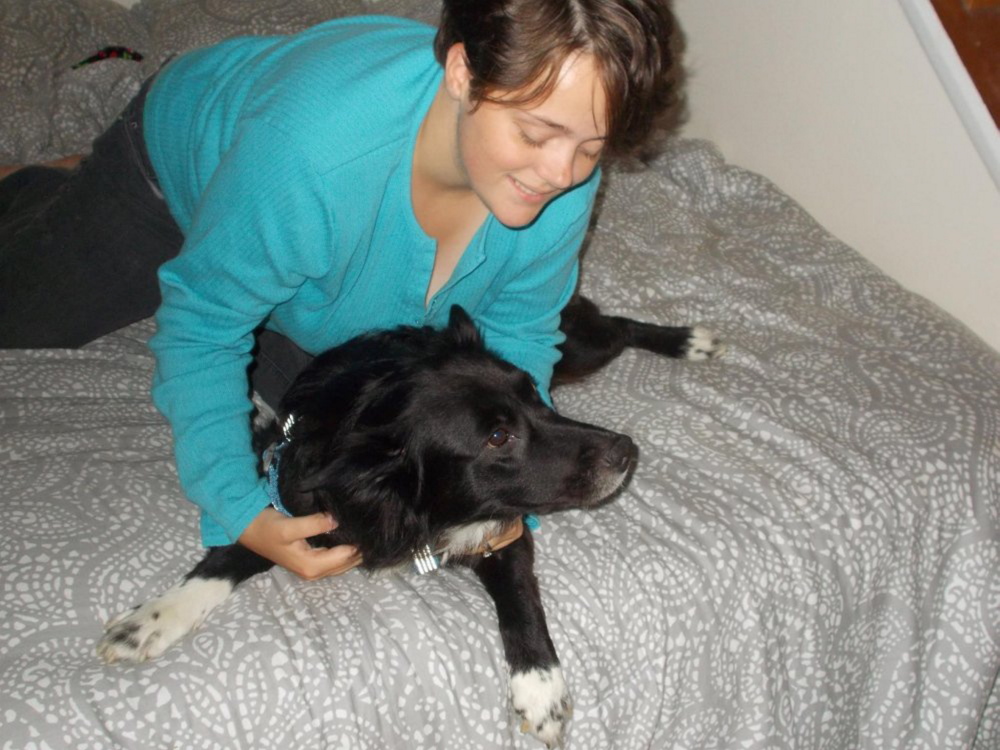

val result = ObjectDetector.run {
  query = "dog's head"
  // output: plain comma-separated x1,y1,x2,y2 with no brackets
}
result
277,306,637,568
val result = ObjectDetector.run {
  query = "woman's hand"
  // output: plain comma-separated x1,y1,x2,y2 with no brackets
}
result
238,507,362,580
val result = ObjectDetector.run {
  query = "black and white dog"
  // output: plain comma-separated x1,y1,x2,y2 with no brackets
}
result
97,298,722,747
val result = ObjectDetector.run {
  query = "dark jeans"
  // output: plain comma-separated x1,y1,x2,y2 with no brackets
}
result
0,78,180,348
0,80,311,408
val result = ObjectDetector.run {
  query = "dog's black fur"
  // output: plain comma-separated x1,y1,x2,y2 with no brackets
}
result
97,296,721,746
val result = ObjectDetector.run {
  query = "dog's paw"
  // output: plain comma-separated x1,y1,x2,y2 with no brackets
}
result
511,666,573,748
683,326,726,361
97,578,233,664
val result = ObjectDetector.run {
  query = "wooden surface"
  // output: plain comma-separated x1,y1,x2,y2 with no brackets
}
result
931,0,1000,127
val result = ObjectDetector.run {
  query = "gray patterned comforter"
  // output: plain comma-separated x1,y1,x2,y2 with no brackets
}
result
1,2,999,749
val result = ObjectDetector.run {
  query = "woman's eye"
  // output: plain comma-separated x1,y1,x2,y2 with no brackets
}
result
487,428,511,447
518,130,542,148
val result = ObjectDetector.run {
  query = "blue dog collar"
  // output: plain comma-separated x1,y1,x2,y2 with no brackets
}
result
264,414,297,517
265,441,294,517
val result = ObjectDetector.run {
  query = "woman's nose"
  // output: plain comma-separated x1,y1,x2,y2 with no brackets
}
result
537,146,576,191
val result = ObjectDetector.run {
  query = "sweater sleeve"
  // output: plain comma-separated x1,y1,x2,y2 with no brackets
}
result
477,203,593,407
150,119,335,546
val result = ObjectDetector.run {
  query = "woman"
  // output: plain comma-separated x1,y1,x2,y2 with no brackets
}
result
0,0,684,579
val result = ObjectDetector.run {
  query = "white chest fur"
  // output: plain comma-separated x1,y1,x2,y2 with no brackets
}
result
438,520,506,557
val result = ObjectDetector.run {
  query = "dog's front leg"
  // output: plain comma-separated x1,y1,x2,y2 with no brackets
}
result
97,544,273,663
471,531,571,748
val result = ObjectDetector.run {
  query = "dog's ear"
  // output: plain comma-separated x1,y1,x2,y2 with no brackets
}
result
446,305,482,348
338,432,428,567
285,428,428,568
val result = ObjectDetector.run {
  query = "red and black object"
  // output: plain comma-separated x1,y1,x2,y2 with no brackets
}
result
71,46,144,70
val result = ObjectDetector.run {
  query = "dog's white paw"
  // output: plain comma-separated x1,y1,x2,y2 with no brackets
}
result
684,326,726,361
97,578,233,663
511,666,573,748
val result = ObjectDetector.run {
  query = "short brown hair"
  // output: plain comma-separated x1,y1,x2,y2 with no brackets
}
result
433,0,686,161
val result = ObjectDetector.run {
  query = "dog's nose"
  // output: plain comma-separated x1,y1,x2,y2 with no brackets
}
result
604,434,637,471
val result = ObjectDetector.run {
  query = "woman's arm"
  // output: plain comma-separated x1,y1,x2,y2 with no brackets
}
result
150,118,348,565
476,202,593,405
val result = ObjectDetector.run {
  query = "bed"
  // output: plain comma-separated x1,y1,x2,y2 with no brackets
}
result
2,1,999,748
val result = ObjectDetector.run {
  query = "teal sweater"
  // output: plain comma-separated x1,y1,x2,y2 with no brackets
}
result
143,16,601,546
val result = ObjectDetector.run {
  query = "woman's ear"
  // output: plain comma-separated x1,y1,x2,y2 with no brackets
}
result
443,42,472,102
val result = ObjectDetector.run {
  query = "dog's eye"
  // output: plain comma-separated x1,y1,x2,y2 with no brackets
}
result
487,428,511,447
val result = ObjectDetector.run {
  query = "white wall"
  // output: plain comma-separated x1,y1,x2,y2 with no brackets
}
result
673,0,1000,353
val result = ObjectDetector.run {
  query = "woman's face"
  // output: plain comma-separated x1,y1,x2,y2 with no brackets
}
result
447,47,608,228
